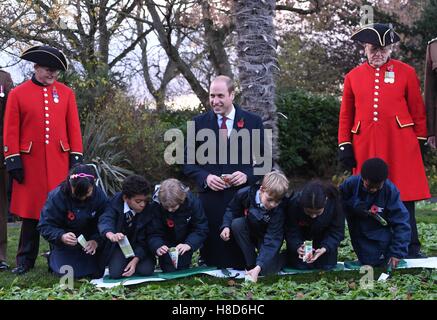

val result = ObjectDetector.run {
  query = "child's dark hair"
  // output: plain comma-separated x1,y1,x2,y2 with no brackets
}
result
122,175,151,199
62,164,95,198
361,158,388,183
300,180,339,209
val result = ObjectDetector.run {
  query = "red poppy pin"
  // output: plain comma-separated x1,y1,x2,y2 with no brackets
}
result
67,211,75,221
237,118,244,128
298,220,308,227
370,204,379,215
244,208,249,216
166,218,175,228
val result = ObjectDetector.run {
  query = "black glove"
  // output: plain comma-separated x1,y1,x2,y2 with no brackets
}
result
69,154,83,169
338,144,357,171
418,139,427,159
9,168,24,184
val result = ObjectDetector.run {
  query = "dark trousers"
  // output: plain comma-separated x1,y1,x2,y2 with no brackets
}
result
158,248,193,273
16,218,40,268
108,246,156,279
231,217,283,275
0,168,7,262
403,201,421,255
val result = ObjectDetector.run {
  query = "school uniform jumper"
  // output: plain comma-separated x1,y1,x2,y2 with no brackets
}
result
147,188,208,272
340,175,411,266
98,192,155,279
37,185,107,278
285,192,345,270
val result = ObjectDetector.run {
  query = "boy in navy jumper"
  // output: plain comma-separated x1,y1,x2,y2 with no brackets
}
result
220,171,289,282
148,178,208,272
340,158,411,268
99,175,155,279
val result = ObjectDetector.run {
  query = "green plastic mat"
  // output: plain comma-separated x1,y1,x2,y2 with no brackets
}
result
102,266,217,283
282,263,344,273
343,259,407,270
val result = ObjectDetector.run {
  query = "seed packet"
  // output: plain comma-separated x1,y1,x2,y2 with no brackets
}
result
77,234,87,248
302,240,313,262
118,237,135,258
169,247,179,268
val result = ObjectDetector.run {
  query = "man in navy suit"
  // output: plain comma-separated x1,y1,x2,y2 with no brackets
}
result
183,75,269,268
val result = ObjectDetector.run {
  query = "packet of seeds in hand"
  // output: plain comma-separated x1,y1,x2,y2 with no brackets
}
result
221,174,232,188
77,234,88,248
169,247,179,268
303,240,313,262
118,237,135,258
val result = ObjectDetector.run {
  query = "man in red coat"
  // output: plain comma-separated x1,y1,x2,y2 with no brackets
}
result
3,46,83,274
338,23,430,259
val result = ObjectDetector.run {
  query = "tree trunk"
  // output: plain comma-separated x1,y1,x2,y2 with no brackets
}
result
234,0,279,164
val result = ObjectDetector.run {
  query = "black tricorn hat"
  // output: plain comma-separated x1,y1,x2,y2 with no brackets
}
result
351,23,400,47
20,45,68,71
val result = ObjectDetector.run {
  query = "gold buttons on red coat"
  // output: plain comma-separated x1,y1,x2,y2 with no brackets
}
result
373,68,381,122
44,88,50,145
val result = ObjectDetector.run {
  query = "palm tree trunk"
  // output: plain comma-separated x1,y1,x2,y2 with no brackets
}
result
234,0,279,164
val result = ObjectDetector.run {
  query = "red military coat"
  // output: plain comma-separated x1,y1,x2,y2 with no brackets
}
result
338,59,430,202
3,79,83,219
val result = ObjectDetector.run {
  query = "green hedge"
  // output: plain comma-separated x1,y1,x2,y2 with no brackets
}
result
276,89,340,177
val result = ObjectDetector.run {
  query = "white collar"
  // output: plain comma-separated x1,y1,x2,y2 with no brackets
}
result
218,105,236,121
123,201,135,215
255,189,264,209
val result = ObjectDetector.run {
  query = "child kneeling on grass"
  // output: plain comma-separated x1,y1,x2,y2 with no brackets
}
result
99,175,156,279
220,171,289,282
340,157,411,269
285,180,344,271
148,178,208,272
38,165,108,279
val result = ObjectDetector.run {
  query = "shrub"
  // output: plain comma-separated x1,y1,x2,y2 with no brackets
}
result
276,89,340,177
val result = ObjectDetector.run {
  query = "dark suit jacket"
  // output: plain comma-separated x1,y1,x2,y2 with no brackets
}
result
0,70,13,166
183,105,265,190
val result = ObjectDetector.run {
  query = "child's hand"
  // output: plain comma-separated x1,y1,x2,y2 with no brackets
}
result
122,257,139,277
306,247,326,263
388,256,400,269
245,265,261,283
106,232,125,242
176,243,191,255
156,245,169,256
61,232,77,246
84,240,98,255
220,227,231,241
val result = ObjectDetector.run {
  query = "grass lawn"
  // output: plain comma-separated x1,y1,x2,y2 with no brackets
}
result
0,202,436,300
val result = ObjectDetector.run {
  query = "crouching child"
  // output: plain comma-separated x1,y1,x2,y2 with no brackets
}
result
340,158,411,269
148,178,208,272
98,175,156,279
220,171,289,282
285,180,344,271
38,165,108,279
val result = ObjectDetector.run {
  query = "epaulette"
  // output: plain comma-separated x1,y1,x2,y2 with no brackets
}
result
428,37,437,45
